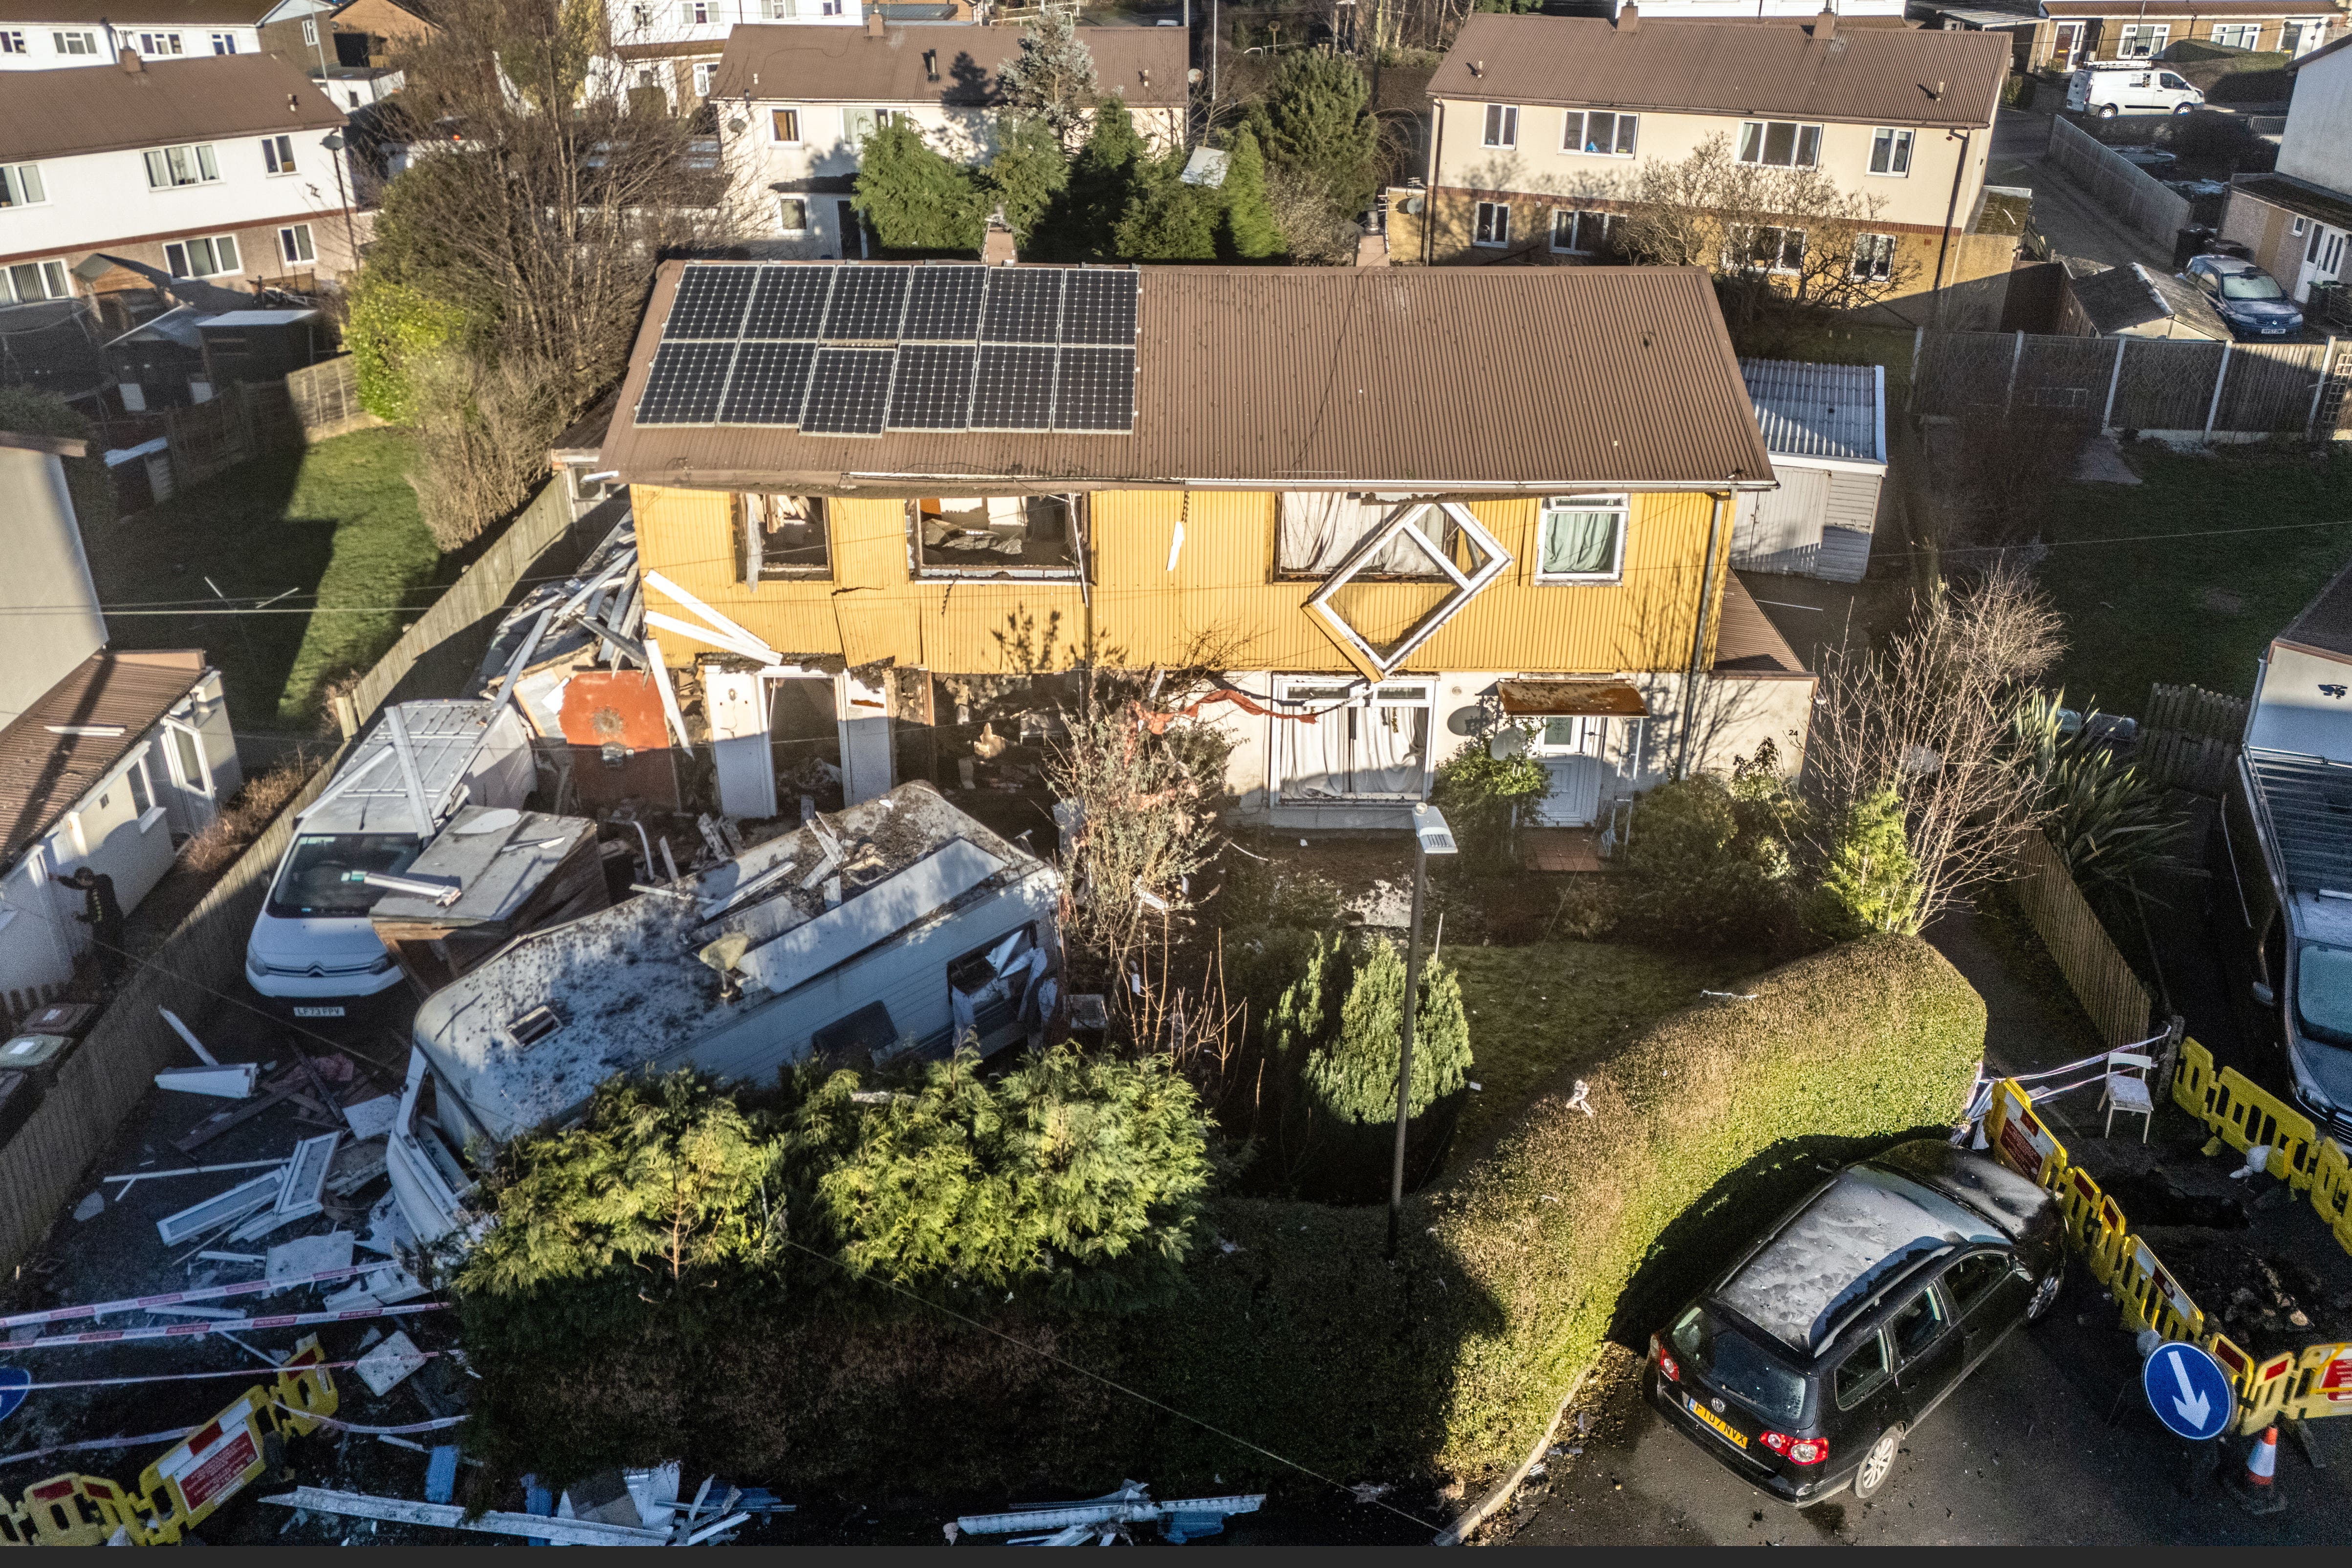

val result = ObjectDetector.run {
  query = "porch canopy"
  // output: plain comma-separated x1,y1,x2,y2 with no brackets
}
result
1497,678,1649,719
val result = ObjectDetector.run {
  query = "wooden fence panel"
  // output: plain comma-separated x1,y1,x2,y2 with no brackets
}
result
0,479,592,1279
2006,830,2156,1051
2139,682,2248,796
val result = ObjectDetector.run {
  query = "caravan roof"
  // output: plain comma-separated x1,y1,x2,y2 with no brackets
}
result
298,700,522,837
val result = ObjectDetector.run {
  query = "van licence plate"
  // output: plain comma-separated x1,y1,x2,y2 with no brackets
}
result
1684,1394,1748,1450
292,1006,346,1019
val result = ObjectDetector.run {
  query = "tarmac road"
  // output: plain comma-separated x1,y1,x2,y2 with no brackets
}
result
1505,1270,2348,1547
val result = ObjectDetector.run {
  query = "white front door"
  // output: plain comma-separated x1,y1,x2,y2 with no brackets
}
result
1277,679,1433,802
704,664,778,819
2298,223,2346,304
1530,716,1607,827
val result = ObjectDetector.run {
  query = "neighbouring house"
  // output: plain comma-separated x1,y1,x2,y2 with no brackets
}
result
0,50,362,331
0,428,240,1023
0,0,330,71
388,781,1062,1241
1410,8,2018,310
715,20,1187,259
2221,32,2352,308
1575,0,1909,15
1729,358,1889,582
596,258,1810,843
599,0,868,117
1913,0,2341,71
2060,258,2232,336
296,0,436,69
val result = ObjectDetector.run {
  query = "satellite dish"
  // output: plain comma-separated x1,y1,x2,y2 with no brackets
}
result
454,808,523,836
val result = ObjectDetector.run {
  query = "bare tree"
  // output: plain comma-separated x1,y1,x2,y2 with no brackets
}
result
1616,134,1919,327
1802,565,2065,928
406,348,566,549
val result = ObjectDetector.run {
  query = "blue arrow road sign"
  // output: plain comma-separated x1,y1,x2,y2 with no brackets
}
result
2143,1340,2234,1441
0,1368,27,1426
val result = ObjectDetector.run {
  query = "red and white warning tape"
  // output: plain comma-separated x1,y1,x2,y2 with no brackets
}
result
6,1301,446,1351
0,1264,392,1332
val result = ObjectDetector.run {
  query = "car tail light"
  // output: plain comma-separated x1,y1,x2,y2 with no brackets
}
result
1649,1333,1679,1383
1759,1432,1828,1465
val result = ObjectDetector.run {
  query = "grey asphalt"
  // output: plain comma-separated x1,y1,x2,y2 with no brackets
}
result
1990,106,2173,274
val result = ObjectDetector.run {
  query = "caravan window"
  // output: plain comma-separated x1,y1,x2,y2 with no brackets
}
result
267,833,422,918
946,924,1043,1047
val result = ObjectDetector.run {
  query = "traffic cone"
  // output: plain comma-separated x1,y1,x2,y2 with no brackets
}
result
2224,1426,2286,1515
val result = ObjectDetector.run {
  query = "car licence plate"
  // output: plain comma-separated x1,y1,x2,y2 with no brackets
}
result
292,1005,346,1019
1684,1394,1748,1450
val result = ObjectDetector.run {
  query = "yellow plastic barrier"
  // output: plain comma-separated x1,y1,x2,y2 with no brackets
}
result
2172,1037,2218,1124
2213,1066,2319,1190
2311,1137,2352,1232
0,1337,339,1547
2112,1234,2206,1344
1986,1079,2067,1186
2274,1341,2352,1426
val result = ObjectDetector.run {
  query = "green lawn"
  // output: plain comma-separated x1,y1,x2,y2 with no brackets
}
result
1446,941,1762,1156
89,427,448,732
2036,443,2352,718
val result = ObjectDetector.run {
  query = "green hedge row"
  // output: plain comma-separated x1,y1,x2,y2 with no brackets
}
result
463,934,1984,1499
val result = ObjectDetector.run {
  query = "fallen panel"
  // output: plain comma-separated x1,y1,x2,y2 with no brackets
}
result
261,1487,670,1546
157,1172,285,1246
230,1133,341,1241
353,1331,430,1397
154,1064,259,1100
266,1230,355,1289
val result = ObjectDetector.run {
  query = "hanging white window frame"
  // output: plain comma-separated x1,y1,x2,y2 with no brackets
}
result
1302,501,1510,677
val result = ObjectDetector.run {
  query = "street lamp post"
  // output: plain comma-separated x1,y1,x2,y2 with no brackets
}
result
1388,801,1456,1259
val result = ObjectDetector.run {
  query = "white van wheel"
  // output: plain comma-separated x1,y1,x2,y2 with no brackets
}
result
2099,104,2119,119
2174,102,2195,115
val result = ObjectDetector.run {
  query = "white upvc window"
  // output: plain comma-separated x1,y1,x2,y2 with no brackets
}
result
1548,207,1620,256
691,60,716,96
2210,21,2261,48
777,196,809,234
1481,103,1518,149
761,0,799,14
1737,119,1822,168
1562,109,1637,156
0,163,46,208
165,234,242,278
2117,22,2168,56
1474,199,1510,248
209,31,238,52
2,259,70,303
136,30,184,54
1536,495,1629,583
1852,231,1896,282
279,223,316,263
0,30,25,52
302,17,318,44
681,0,713,19
1727,222,1807,274
262,134,298,174
53,29,98,54
1276,677,1437,804
145,144,221,188
1868,127,1913,176
770,107,804,143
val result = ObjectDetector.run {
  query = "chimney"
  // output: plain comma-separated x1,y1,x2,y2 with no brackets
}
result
117,45,143,72
1814,5,1835,40
1934,79,1945,99
865,9,884,37
923,47,937,80
1616,1,1638,31
1468,59,1482,76
983,208,1017,265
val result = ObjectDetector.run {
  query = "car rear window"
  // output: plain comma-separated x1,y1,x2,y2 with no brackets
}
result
1672,1307,1808,1427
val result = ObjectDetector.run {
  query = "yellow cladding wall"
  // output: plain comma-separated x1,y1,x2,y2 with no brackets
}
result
631,485,1729,676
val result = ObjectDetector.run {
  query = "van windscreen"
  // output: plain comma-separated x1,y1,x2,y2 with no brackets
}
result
268,833,423,918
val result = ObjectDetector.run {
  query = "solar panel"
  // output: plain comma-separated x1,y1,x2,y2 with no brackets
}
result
663,265,757,340
822,266,912,342
1059,270,1138,346
634,339,737,425
886,343,977,431
719,340,817,426
1053,346,1135,432
902,265,988,342
801,347,895,436
969,344,1057,430
742,265,835,339
980,268,1063,344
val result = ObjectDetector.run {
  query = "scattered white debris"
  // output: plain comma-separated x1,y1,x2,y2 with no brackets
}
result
261,1487,669,1546
1349,1481,1392,1503
72,1191,104,1222
1565,1080,1594,1118
354,1331,431,1397
266,1231,356,1289
154,1064,260,1100
342,1097,401,1141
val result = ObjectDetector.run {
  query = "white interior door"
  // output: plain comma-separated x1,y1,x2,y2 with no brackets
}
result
1530,717,1607,827
704,664,777,819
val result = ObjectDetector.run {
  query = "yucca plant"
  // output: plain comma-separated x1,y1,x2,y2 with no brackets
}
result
2008,691,2180,890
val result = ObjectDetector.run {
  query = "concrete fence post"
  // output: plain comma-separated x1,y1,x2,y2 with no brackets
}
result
2204,340,2234,443
2102,336,2127,432
2310,337,2340,441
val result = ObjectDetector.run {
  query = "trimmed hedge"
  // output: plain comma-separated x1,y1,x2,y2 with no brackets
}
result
463,934,1983,1497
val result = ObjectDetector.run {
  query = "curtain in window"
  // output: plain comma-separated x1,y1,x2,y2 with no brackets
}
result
1278,495,1446,574
1354,698,1429,798
1542,506,1619,574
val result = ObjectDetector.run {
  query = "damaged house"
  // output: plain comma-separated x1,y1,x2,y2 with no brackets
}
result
388,781,1059,1241
595,260,1811,841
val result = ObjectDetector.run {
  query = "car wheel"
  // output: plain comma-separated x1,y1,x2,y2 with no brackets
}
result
2175,102,2195,115
1852,1426,1904,1501
2099,104,2119,119
2026,1261,2065,1322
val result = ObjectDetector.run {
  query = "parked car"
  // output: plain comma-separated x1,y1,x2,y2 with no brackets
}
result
1643,1140,2064,1507
2113,144,2179,172
2067,64,2205,117
2181,254,2306,338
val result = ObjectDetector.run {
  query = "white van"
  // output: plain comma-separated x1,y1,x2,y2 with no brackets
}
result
244,700,534,1013
2066,63,2205,118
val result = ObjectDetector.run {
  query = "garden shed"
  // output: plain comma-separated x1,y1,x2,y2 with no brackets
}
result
1730,358,1889,583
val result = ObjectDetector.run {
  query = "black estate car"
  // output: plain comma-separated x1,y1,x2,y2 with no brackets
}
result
1643,1140,2065,1506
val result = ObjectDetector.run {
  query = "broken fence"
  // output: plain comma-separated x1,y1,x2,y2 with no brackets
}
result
1908,327,2352,441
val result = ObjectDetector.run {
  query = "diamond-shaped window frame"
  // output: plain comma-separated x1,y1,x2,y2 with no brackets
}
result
1304,501,1512,677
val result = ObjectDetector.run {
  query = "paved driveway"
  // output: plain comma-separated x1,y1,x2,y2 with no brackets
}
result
1990,107,2174,274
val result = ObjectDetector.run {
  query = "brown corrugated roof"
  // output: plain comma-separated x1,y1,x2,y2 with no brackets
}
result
0,54,345,163
1713,574,1810,675
712,22,1189,110
598,261,1779,493
0,651,208,863
1428,14,2009,129
0,0,282,23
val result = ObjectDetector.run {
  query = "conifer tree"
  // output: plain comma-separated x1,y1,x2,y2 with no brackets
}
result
851,120,985,252
1302,939,1471,1126
1219,127,1285,261
1257,51,1380,218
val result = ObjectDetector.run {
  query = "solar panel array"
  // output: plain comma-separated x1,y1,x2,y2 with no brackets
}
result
634,261,1139,436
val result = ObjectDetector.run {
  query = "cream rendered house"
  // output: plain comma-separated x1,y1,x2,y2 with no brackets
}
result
1416,9,2014,306
715,19,1186,258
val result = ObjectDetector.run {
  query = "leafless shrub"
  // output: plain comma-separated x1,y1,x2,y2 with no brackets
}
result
407,350,566,551
1264,163,1362,267
1803,564,2065,927
183,754,319,874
